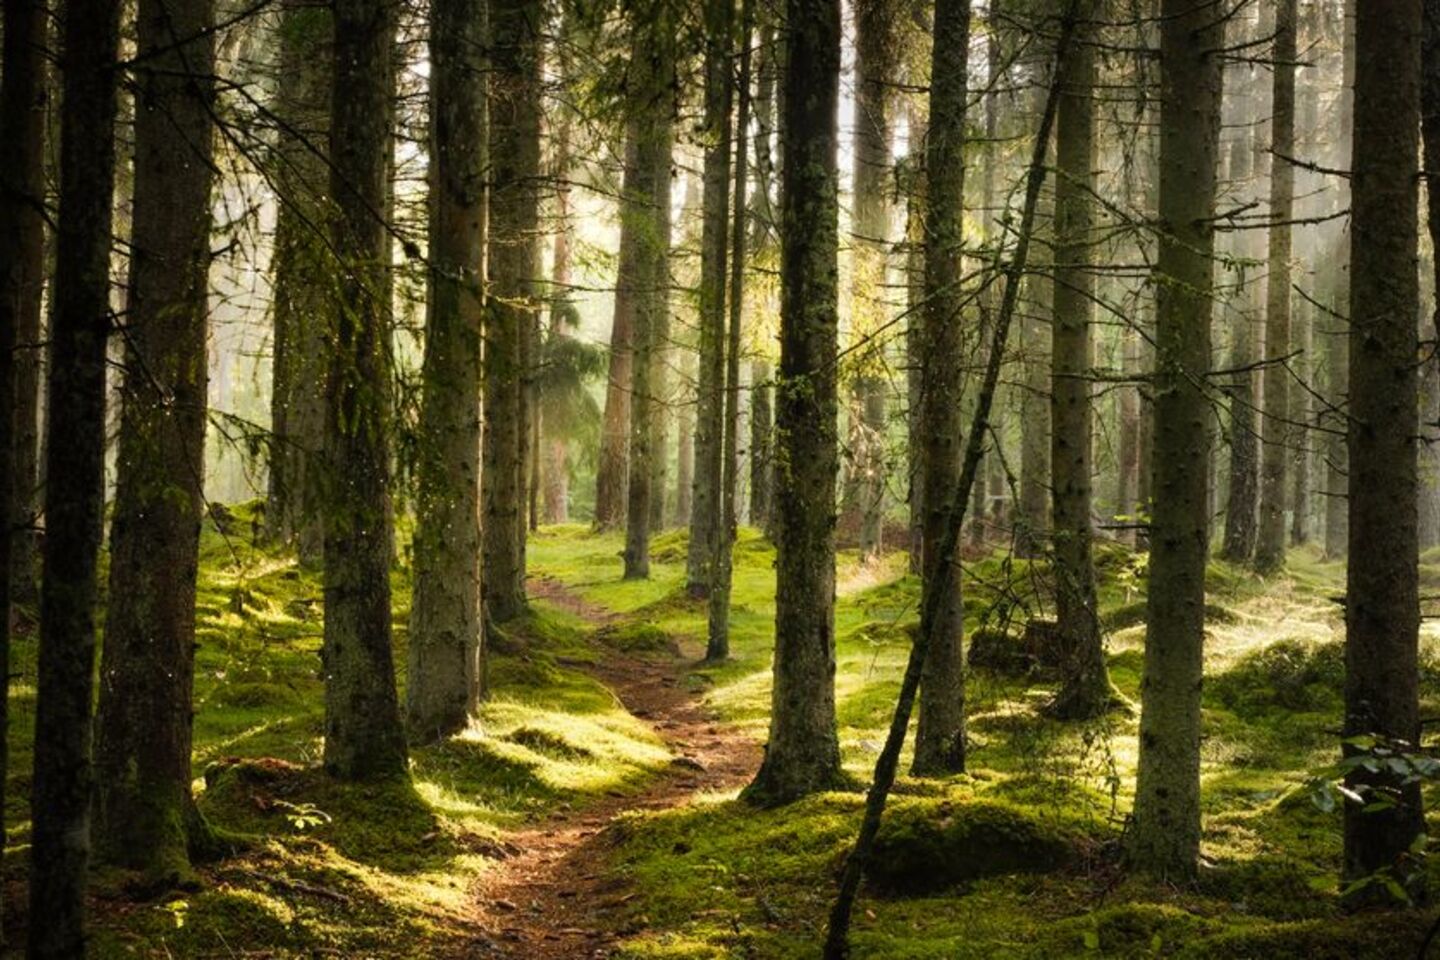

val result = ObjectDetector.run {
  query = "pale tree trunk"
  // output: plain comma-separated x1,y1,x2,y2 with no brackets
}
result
674,350,695,526
29,0,121,950
1128,0,1223,880
1016,68,1052,560
742,0,844,804
910,0,970,777
407,0,486,742
748,21,778,536
1254,0,1296,573
1341,0,1425,897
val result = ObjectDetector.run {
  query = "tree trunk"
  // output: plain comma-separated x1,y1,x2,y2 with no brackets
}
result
1047,7,1108,720
408,0,486,742
28,0,121,950
1016,75,1052,563
1290,297,1314,546
484,0,542,622
321,0,408,782
903,107,926,574
1128,0,1223,880
1254,0,1297,574
674,350,695,526
910,0,971,777
596,138,639,532
686,0,734,597
1323,0,1354,562
1342,0,1425,897
267,0,331,564
742,0,844,804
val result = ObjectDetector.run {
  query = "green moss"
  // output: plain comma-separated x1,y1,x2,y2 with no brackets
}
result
597,619,676,654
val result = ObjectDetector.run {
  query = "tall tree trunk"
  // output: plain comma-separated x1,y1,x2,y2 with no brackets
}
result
484,0,542,621
674,350,695,526
742,0,844,804
1421,0,1440,552
1047,7,1108,720
93,0,216,886
29,0,121,951
748,21,778,537
1128,0,1223,880
321,0,408,781
1016,70,1051,560
1323,0,1354,561
1342,0,1425,897
2,0,46,607
597,139,640,531
686,0,734,597
408,0,486,742
623,2,676,580
1254,0,1297,573
267,0,331,563
1290,297,1314,546
903,104,926,574
910,0,970,777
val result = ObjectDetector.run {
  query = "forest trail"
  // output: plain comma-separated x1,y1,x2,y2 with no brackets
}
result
468,576,763,958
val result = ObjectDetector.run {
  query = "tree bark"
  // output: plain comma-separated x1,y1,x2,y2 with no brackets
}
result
408,0,487,742
1128,0,1224,880
29,0,121,950
1343,0,1424,897
910,0,971,777
742,0,844,804
321,0,408,781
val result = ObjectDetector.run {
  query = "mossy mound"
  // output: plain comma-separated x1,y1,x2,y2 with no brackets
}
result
506,725,594,760
597,620,675,654
1172,913,1431,960
967,627,1033,675
1042,903,1222,958
1102,600,1239,632
649,528,691,564
1209,639,1344,713
1198,857,1332,920
867,799,1081,895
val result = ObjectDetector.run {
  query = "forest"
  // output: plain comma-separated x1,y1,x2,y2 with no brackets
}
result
2,0,1439,956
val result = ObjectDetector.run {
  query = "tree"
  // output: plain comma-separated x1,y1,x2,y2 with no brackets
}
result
1047,3,1109,720
910,0,971,777
1343,0,1423,897
28,0,122,950
267,0,332,563
321,0,408,781
742,0,844,804
407,0,487,742
92,0,217,886
1016,67,1053,561
484,0,543,622
1254,0,1297,574
1128,0,1224,880
685,0,734,597
1322,0,1353,562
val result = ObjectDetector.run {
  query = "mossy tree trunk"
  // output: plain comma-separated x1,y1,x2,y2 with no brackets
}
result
28,0,121,951
484,0,543,622
1047,7,1108,720
1254,0,1296,575
685,0,733,598
910,0,970,778
1128,0,1223,881
1341,0,1424,897
321,0,408,782
267,0,332,564
408,0,487,742
743,0,844,804
93,0,217,886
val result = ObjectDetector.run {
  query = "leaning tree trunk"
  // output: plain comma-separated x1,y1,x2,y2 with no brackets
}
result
321,0,408,782
1128,0,1224,881
93,0,217,886
1342,0,1425,899
685,0,734,597
408,0,487,742
910,0,971,777
1254,0,1297,574
742,0,844,804
484,0,543,622
1047,6,1108,721
29,0,122,952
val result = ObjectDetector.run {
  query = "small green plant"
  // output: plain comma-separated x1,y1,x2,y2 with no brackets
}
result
270,799,332,833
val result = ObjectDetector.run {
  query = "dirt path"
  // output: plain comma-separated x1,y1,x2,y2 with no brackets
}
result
467,576,761,959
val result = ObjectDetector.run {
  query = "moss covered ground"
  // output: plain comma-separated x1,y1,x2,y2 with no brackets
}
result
3,511,1437,957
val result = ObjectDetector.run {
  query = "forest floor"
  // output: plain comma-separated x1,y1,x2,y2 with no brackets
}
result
5,506,1440,957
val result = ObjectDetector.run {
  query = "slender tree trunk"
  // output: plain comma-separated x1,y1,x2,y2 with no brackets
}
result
749,361,773,530
1116,326,1140,546
748,23,778,536
1323,0,1354,562
408,0,486,741
1047,8,1108,720
484,0,542,621
1420,0,1440,552
1342,0,1424,898
910,0,971,777
1290,297,1314,546
267,0,331,563
93,0,216,885
2,0,46,608
674,350,695,526
29,0,121,950
686,0,734,597
598,138,640,532
1254,0,1296,574
742,0,844,804
321,0,408,782
1017,72,1051,560
1128,0,1224,880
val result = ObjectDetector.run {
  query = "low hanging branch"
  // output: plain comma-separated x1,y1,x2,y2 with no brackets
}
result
820,8,1076,957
